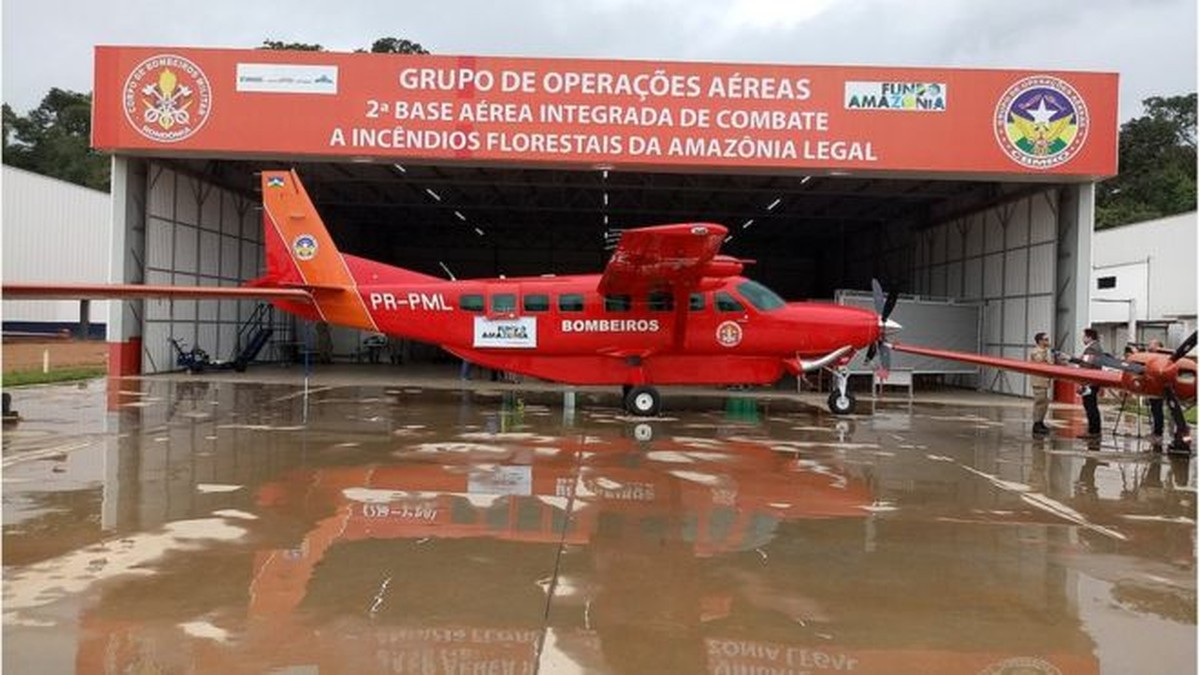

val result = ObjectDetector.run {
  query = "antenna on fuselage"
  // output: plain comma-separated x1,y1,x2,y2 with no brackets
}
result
438,261,457,281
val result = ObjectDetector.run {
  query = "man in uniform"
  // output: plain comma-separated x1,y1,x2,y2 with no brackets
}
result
1078,328,1104,439
1029,332,1053,436
1146,338,1166,443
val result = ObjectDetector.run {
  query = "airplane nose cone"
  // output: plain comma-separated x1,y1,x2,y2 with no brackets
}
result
883,318,903,336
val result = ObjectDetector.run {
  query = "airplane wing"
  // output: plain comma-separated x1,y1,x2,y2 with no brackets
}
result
892,342,1127,388
2,283,313,302
598,223,735,295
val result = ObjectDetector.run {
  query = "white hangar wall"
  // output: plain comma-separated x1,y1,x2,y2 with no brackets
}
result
2,165,111,333
1090,211,1197,348
913,187,1086,397
137,162,280,373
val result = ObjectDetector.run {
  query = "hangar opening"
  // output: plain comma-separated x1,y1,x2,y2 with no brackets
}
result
89,47,1116,398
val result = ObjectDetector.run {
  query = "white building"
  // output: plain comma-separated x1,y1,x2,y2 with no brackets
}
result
1090,211,1197,350
2,166,111,336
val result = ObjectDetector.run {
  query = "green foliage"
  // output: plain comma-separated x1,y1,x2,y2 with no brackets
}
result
2,89,110,191
1,367,107,387
259,40,324,51
1096,93,1197,229
361,37,430,54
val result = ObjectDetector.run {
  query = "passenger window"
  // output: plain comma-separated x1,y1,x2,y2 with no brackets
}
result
604,295,632,312
558,293,584,312
689,293,706,311
716,291,744,312
523,294,549,312
491,293,517,314
460,293,484,312
647,291,674,312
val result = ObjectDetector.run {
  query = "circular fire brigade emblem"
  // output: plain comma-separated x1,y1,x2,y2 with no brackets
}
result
978,657,1062,675
293,234,318,261
122,54,212,143
994,75,1088,169
716,320,743,348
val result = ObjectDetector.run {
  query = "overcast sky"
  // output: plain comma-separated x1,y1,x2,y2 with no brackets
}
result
2,0,1195,121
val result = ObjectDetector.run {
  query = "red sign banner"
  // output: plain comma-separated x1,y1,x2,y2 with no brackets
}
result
93,46,1119,178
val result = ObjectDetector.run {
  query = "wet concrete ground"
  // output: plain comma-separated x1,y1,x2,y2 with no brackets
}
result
2,374,1195,674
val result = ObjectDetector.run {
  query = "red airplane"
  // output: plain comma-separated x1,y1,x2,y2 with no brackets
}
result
4,169,902,415
893,333,1197,450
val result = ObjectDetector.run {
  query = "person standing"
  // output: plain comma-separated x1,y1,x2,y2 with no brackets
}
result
1146,338,1166,442
1078,328,1104,439
1029,332,1053,435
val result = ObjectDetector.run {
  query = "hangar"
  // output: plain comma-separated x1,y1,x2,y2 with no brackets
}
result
90,47,1118,397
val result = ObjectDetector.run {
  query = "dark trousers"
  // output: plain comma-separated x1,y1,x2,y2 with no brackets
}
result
1082,388,1102,434
1149,398,1164,435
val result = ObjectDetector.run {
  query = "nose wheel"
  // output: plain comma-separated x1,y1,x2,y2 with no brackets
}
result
825,366,855,415
624,385,661,416
827,390,856,415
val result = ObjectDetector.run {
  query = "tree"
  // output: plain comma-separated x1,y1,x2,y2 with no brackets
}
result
362,37,429,54
259,40,324,51
2,89,110,191
1096,93,1197,228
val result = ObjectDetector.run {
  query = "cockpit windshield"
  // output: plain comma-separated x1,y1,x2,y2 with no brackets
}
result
736,280,786,311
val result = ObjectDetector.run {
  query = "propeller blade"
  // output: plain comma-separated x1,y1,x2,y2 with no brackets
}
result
871,278,885,315
1171,330,1197,362
867,343,878,362
1094,352,1145,374
881,290,899,323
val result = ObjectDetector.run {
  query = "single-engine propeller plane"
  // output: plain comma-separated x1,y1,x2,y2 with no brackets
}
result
4,170,904,415
893,332,1197,451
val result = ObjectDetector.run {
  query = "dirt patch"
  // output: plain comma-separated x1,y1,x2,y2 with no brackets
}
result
2,340,108,373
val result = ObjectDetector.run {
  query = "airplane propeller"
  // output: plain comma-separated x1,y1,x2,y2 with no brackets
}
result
1170,330,1197,363
866,278,901,373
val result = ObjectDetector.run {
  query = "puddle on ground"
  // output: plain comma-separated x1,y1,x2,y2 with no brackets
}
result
1,378,1195,674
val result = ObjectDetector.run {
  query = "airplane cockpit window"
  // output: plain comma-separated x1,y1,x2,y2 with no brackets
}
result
736,280,786,311
491,293,517,314
689,293,706,311
460,293,484,312
715,291,744,312
523,294,549,312
605,295,632,312
647,291,674,311
558,293,584,312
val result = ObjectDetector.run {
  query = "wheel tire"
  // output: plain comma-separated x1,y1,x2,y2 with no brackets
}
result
624,385,661,417
827,390,856,415
633,423,654,442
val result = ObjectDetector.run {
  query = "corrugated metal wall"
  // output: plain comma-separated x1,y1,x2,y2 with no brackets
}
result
140,164,275,373
1,166,111,326
913,191,1059,395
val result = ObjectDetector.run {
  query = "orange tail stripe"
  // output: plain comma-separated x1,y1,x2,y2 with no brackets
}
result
261,170,378,331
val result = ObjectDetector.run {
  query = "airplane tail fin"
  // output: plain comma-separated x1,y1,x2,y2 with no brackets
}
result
254,170,378,330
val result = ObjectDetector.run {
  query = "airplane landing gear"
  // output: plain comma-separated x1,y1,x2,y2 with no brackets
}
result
826,367,855,415
624,385,661,417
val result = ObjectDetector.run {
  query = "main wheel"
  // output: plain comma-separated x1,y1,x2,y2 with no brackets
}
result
624,385,661,417
827,390,856,415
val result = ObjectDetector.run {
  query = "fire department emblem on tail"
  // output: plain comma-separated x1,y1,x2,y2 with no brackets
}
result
293,235,318,261
123,54,212,143
716,321,743,347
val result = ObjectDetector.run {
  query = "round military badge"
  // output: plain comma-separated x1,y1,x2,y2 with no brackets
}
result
716,320,743,348
123,54,213,143
994,75,1088,169
293,234,318,261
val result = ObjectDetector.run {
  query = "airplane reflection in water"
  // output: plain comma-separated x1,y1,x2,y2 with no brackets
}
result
7,383,1190,674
